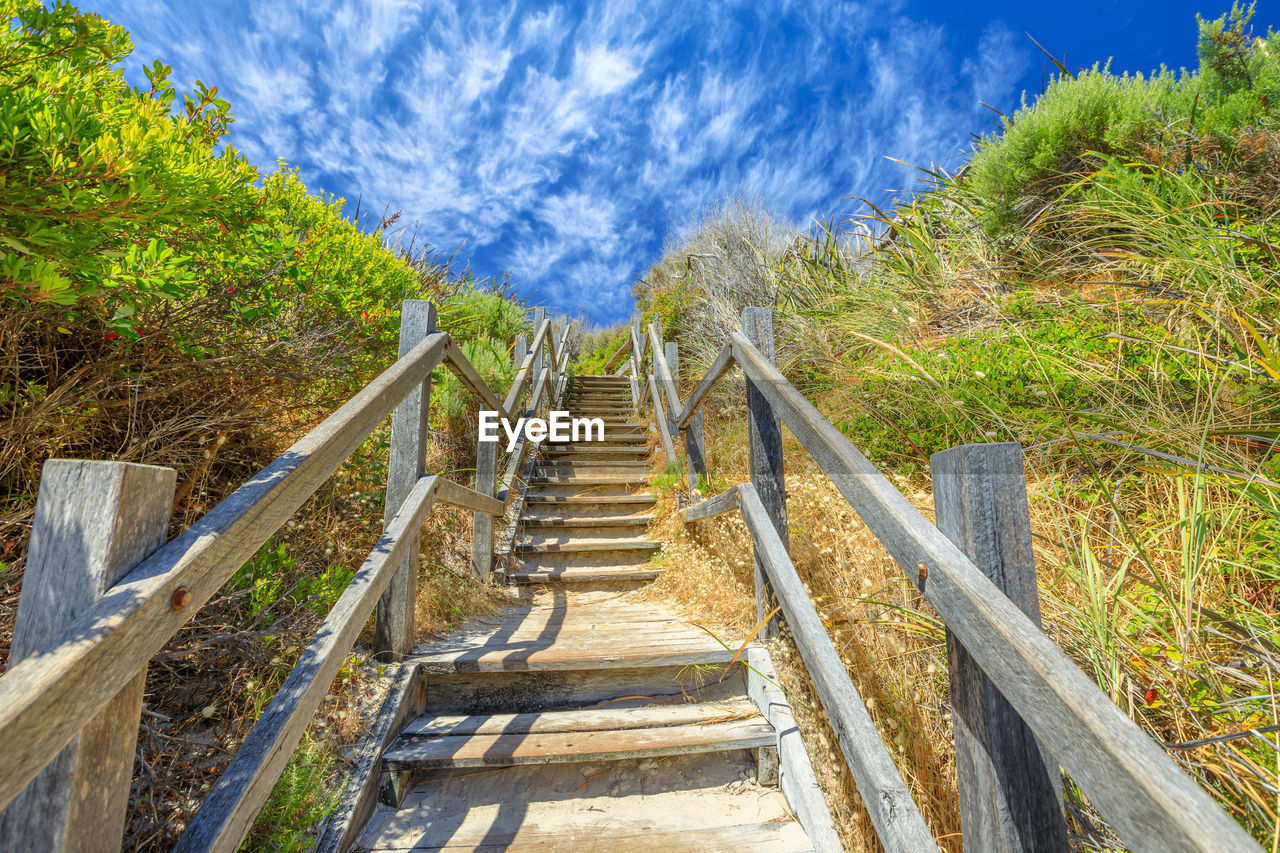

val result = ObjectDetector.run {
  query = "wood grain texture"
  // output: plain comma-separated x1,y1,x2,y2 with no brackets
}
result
683,483,743,522
383,718,776,769
471,441,497,581
675,341,733,429
0,330,447,814
646,323,681,415
315,665,423,853
175,476,441,853
376,300,436,661
738,484,938,853
0,461,174,853
443,344,507,420
728,331,1261,853
932,443,1067,853
741,307,786,638
648,373,677,465
746,646,843,853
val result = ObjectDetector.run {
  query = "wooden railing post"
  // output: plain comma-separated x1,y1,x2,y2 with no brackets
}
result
666,341,707,495
930,442,1068,853
0,460,175,853
741,307,787,638
375,300,435,661
532,307,546,377
471,442,496,582
514,333,528,368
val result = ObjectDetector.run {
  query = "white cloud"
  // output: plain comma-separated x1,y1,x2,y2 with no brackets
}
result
87,0,1031,323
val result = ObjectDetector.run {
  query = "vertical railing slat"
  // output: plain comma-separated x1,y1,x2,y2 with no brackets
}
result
0,460,175,853
375,300,436,660
741,307,787,638
931,442,1069,853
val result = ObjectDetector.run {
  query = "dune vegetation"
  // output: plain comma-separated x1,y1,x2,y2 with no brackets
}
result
626,5,1280,848
0,3,525,848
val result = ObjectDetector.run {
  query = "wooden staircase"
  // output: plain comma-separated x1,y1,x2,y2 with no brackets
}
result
508,375,663,589
339,375,825,852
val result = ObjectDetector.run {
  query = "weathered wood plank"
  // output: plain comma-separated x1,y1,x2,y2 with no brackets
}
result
648,374,677,465
738,484,937,853
471,442,497,581
665,342,704,495
434,477,503,516
501,321,549,415
683,483,743,522
932,443,1068,853
174,476,441,853
366,820,813,852
0,461,174,853
0,329,448,813
601,330,633,372
647,324,681,415
745,646,842,853
376,301,436,661
741,307,786,638
443,344,507,420
383,718,775,769
403,700,758,737
675,341,733,429
315,664,423,853
728,331,1262,853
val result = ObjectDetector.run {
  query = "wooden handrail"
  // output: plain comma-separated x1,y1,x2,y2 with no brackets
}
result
646,323,681,416
672,327,1261,853
174,474,501,851
0,302,557,850
0,331,450,812
684,483,938,853
602,330,633,372
675,340,733,429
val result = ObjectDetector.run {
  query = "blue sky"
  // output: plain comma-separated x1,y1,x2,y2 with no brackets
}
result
88,0,1255,325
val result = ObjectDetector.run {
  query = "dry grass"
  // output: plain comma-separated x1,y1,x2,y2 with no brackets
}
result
639,408,962,852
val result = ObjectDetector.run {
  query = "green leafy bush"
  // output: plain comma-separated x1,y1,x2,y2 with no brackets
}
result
969,2,1279,234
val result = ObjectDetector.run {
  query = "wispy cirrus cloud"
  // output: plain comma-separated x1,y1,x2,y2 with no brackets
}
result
90,0,1032,324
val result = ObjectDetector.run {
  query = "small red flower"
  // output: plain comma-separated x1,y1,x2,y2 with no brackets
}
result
295,248,303,258
1144,687,1159,706
361,310,370,322
105,333,121,340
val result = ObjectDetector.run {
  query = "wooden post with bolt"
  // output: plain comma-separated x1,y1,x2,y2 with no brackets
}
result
930,441,1068,853
0,460,175,853
375,300,436,661
741,307,787,638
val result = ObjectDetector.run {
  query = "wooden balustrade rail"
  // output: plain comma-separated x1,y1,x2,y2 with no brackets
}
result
0,303,573,853
655,308,1260,853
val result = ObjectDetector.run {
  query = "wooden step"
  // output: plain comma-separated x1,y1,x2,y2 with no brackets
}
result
513,538,660,555
520,514,652,528
407,632,734,672
544,446,649,457
506,565,664,585
524,494,657,505
364,821,814,852
382,716,774,770
527,475,649,486
401,699,760,737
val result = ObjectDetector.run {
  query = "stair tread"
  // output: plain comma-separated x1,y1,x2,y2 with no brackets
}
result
513,538,659,553
383,716,774,769
402,699,759,737
521,515,653,527
364,821,813,852
524,494,657,503
507,566,664,584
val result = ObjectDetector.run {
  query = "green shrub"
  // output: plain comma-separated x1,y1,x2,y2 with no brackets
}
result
969,3,1279,234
